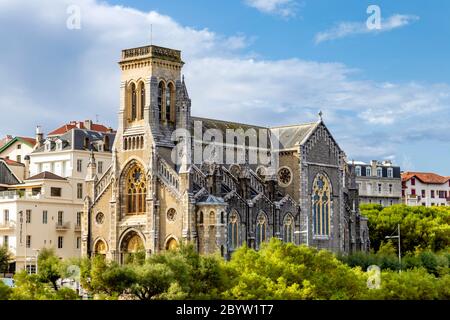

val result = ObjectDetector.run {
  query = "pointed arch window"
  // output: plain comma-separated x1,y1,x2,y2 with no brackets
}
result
312,173,331,236
126,165,147,215
283,214,294,243
158,81,165,122
131,83,137,121
228,210,240,249
139,82,145,120
256,213,267,248
166,82,175,123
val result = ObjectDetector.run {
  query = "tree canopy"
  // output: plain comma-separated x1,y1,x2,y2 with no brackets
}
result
360,204,450,253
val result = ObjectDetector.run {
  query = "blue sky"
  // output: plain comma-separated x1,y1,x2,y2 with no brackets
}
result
0,0,449,174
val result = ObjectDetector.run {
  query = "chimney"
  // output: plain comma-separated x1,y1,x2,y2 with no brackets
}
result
35,126,44,147
24,155,30,179
84,120,92,130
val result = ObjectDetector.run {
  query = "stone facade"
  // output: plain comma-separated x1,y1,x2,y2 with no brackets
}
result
349,160,402,207
82,45,369,262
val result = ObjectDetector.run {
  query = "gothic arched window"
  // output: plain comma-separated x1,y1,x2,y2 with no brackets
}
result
256,212,267,248
166,82,175,123
283,214,294,243
126,165,147,215
158,81,165,122
131,83,137,121
139,82,145,120
312,173,331,236
228,210,240,250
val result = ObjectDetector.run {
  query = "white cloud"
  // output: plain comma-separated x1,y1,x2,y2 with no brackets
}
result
0,0,448,169
315,14,419,44
244,0,298,17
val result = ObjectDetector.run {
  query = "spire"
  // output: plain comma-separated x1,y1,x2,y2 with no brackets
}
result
88,148,96,165
86,149,97,181
318,110,323,122
181,75,190,100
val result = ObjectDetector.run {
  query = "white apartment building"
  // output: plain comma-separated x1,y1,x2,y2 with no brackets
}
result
402,172,450,207
30,122,115,203
0,120,115,273
348,160,402,207
0,172,83,272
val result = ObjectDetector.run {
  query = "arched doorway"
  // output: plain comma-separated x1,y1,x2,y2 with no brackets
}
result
166,237,178,251
94,239,107,257
120,230,145,264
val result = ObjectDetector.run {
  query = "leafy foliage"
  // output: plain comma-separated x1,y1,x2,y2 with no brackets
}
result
79,245,227,300
37,248,63,291
360,204,450,253
0,246,12,276
0,280,12,300
223,239,368,300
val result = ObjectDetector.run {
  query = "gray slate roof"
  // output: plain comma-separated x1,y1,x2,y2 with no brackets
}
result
190,117,318,151
34,128,116,153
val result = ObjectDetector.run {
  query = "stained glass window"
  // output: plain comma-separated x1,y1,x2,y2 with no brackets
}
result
283,214,294,243
312,174,331,236
228,211,239,249
256,213,267,248
126,165,147,215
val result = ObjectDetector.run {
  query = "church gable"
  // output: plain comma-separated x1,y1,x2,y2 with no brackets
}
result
302,123,342,166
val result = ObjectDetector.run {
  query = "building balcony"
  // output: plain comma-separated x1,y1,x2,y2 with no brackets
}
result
0,221,15,231
0,190,42,201
55,222,71,231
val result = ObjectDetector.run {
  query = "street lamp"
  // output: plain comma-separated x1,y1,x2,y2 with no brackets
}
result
385,224,401,273
33,249,40,274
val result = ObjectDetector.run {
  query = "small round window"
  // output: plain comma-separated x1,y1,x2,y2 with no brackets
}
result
278,167,292,187
96,212,105,224
167,208,177,222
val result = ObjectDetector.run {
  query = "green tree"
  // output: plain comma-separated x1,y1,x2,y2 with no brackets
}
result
10,271,55,300
224,238,368,300
366,268,440,300
0,246,11,276
360,204,450,254
149,244,228,299
37,248,62,291
130,263,174,300
0,280,12,300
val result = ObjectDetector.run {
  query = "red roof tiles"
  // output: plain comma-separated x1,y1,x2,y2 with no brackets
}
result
48,121,113,136
402,172,450,184
17,136,37,147
0,157,25,167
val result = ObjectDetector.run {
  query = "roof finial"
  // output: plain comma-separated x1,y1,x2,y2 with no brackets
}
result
318,110,323,122
182,74,185,83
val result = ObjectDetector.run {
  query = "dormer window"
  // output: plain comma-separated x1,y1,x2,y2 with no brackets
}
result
366,167,372,177
355,166,361,177
104,135,110,152
56,140,63,151
84,137,90,150
376,167,382,177
44,140,52,152
387,168,393,178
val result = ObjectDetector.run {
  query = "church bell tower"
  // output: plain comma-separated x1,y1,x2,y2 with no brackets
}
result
116,44,190,150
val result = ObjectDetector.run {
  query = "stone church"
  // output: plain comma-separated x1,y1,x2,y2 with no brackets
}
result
81,44,369,262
